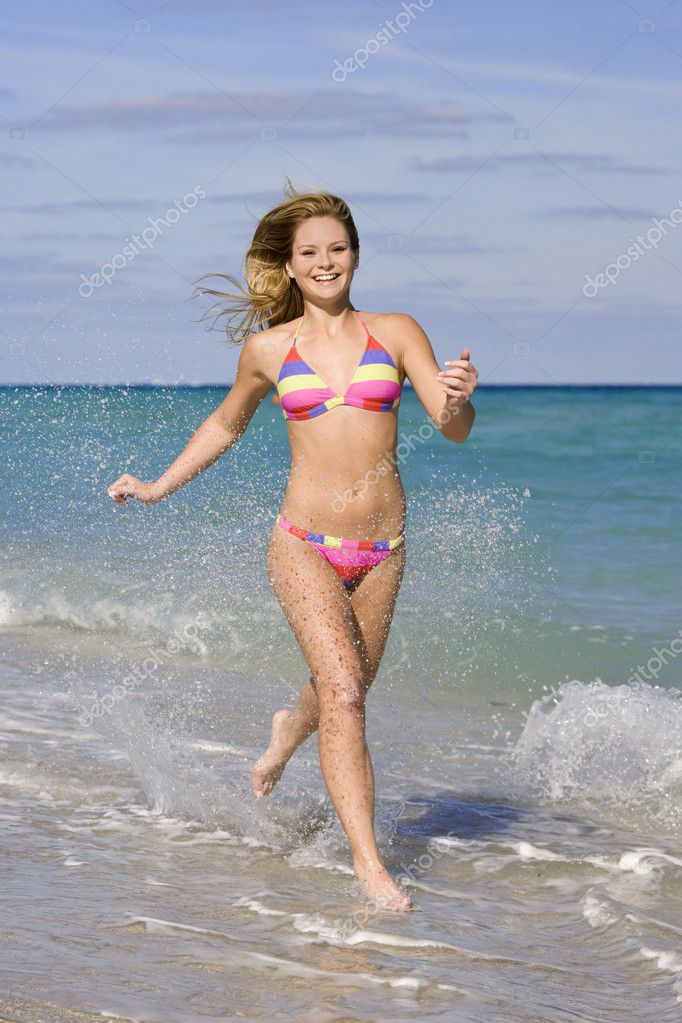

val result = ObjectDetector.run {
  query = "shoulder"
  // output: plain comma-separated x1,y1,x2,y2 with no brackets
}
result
238,319,298,385
362,312,429,358
365,313,439,385
363,312,426,339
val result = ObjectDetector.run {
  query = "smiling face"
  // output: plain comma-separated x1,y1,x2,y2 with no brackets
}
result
285,215,358,302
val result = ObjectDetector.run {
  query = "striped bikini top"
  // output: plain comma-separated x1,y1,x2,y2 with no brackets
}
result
276,310,402,421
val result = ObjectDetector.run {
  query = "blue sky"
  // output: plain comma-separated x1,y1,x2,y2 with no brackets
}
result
1,0,681,385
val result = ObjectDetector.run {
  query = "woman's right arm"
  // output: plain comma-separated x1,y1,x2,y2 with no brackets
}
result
107,333,274,505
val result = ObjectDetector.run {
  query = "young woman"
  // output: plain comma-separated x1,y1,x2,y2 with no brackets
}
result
107,183,478,911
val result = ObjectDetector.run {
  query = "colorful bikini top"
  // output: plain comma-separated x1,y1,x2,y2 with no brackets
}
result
276,310,402,421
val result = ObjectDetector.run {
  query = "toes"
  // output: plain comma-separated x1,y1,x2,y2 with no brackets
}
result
251,763,275,797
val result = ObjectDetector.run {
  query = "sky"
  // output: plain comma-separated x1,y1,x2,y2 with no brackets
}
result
1,0,682,385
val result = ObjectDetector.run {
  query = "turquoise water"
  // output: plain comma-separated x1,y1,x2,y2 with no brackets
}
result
1,384,681,1021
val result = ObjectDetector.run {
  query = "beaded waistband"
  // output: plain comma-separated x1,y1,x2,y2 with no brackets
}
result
276,515,405,551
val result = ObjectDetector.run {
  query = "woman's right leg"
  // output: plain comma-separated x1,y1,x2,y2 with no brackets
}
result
263,523,411,909
254,541,406,786
249,676,319,796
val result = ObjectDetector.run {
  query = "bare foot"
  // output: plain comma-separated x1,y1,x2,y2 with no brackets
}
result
251,709,294,797
354,861,414,912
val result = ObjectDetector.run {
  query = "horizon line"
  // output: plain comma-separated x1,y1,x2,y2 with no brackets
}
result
1,382,681,390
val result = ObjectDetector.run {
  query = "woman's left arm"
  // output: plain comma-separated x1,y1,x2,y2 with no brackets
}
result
395,314,478,443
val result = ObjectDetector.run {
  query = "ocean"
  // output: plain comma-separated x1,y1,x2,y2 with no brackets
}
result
1,383,681,1022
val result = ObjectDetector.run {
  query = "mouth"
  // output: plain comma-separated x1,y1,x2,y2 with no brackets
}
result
312,273,341,283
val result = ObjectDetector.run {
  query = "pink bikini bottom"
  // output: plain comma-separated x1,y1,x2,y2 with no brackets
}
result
276,514,405,590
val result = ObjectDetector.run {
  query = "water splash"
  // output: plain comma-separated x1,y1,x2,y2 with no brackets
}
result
83,693,259,838
508,679,682,834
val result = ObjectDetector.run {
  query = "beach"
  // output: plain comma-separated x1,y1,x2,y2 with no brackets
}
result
1,383,681,1022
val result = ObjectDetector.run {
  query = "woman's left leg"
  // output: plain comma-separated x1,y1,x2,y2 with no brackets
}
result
251,543,406,796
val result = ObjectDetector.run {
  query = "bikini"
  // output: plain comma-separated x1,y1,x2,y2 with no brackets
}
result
277,309,402,420
275,310,405,591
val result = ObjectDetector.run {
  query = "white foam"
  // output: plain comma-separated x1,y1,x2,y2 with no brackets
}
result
199,947,463,995
0,583,216,651
510,678,682,832
468,841,672,880
100,1011,143,1022
640,946,682,1002
401,878,476,899
617,848,682,873
513,841,564,861
422,834,485,849
293,913,457,951
582,892,619,928
0,713,74,740
660,758,682,786
235,896,546,967
234,895,452,950
0,766,60,801
125,914,226,938
247,950,428,990
0,590,16,625
186,739,250,756
640,946,682,973
286,855,354,876
625,911,682,938
233,896,287,918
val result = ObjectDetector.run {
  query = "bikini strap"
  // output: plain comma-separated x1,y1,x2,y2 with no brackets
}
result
292,316,304,347
353,309,371,338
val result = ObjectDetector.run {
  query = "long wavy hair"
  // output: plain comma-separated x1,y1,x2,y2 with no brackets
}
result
191,178,360,345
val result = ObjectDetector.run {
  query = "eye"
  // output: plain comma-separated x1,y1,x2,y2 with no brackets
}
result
301,246,346,255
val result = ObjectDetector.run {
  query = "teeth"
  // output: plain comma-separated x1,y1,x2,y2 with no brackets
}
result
314,274,339,281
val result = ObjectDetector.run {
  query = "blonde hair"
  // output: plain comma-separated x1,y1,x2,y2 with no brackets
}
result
191,177,360,345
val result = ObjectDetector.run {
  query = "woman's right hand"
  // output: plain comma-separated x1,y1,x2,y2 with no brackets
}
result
106,474,164,506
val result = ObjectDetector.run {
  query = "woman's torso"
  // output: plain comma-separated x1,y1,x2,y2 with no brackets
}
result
265,310,406,538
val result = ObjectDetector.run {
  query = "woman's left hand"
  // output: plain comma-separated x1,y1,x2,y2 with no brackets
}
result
436,348,479,405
